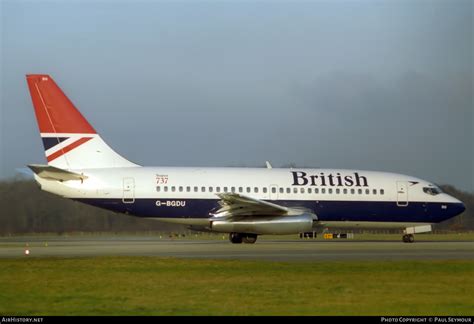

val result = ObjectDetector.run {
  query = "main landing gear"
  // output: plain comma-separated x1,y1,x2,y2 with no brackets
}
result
402,234,415,243
229,233,258,244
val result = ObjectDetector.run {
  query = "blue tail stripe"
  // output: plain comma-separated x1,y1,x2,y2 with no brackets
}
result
41,137,69,151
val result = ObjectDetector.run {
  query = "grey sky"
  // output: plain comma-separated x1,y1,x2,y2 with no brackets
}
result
1,0,473,191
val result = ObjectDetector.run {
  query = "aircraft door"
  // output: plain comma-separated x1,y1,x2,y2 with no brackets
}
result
123,177,135,204
396,181,408,207
270,185,278,200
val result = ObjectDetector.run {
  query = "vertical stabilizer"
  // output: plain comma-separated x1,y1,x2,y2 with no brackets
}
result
26,75,138,169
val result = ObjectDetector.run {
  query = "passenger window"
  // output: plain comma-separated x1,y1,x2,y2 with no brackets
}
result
322,188,326,194
336,188,340,194
365,189,370,194
351,189,355,194
343,188,347,194
201,186,206,192
216,187,220,193
254,187,259,193
301,188,305,193
263,187,267,193
328,188,333,194
358,189,362,194
224,187,228,193
272,187,277,194
247,187,251,193
194,186,198,192
293,188,298,194
156,186,160,192
209,187,213,192
239,187,243,193
308,188,312,194
286,188,291,194
279,188,284,194
186,186,191,192
380,189,385,195
373,189,377,195
164,186,168,192
231,187,235,193
171,186,176,192
179,186,183,192
315,188,319,194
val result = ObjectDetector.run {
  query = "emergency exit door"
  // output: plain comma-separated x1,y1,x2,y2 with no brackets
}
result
122,177,135,204
396,181,408,207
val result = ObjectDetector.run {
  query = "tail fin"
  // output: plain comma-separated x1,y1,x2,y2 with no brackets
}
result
26,74,138,169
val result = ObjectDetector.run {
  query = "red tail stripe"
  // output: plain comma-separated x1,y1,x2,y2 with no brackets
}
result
26,75,96,134
47,137,93,162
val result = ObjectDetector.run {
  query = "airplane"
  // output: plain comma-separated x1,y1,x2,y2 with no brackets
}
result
25,74,465,244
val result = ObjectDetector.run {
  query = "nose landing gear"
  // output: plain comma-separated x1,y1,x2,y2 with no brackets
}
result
402,234,415,243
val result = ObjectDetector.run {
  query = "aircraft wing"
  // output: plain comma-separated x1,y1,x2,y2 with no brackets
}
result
212,192,289,218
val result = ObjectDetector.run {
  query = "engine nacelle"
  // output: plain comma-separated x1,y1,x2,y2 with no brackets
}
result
210,214,314,235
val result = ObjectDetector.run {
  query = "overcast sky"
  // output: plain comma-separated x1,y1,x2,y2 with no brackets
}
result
1,0,473,192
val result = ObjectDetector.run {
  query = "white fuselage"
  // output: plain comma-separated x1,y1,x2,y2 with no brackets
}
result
34,167,465,231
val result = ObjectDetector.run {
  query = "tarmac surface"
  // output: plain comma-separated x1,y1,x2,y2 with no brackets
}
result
0,237,473,261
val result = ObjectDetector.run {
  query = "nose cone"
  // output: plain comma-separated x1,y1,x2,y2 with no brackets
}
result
441,194,466,218
453,202,466,216
447,195,466,217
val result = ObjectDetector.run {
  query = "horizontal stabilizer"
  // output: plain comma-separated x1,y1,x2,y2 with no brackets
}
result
27,164,87,181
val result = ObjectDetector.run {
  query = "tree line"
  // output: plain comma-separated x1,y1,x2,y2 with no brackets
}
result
0,180,472,234
0,180,184,234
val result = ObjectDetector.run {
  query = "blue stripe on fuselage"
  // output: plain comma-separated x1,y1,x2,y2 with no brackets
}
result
72,198,461,223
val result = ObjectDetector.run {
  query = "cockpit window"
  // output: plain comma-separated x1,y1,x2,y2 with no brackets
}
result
423,187,442,196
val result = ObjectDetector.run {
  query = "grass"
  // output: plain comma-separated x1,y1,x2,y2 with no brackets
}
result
0,257,473,315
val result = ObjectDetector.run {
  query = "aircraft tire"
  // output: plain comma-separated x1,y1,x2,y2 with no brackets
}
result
229,233,243,244
242,234,258,244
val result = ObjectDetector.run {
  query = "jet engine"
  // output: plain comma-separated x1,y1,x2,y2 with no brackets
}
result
210,214,314,235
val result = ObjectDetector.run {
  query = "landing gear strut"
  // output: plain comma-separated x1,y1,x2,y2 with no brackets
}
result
229,233,258,244
402,234,415,243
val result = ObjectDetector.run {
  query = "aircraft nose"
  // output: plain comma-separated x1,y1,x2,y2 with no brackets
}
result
456,202,466,215
442,194,466,218
449,199,466,217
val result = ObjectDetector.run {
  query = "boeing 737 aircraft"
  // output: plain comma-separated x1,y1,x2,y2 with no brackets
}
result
25,74,465,243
